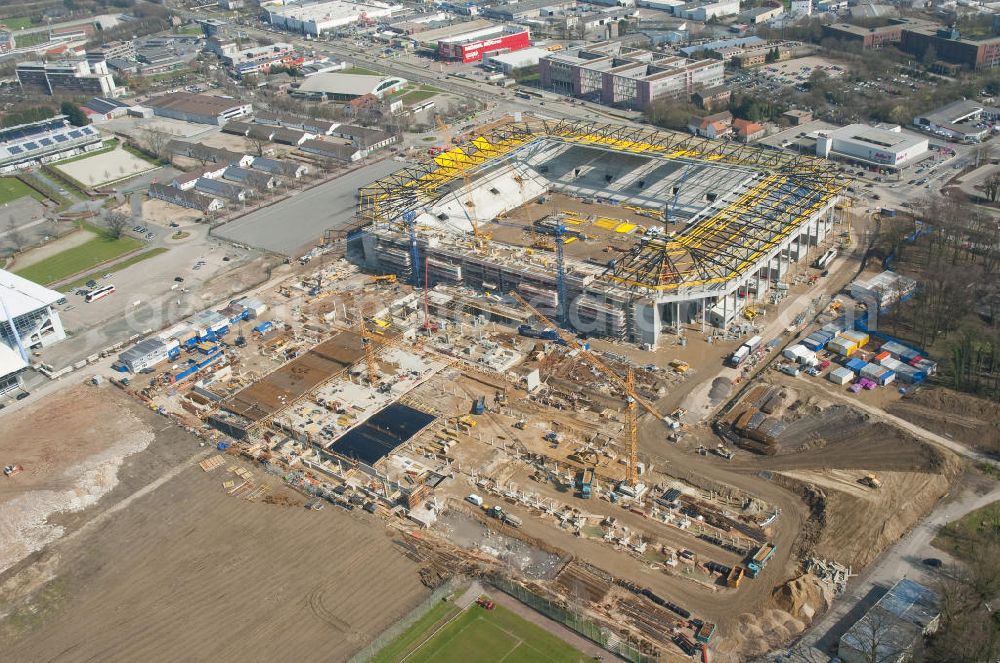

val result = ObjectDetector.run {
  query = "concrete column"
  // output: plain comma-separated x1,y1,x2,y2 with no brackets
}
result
701,298,706,334
633,300,660,348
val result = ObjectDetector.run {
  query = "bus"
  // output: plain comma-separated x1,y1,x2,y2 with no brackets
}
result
85,284,116,303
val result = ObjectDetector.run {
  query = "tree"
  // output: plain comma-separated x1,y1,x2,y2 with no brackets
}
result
983,173,1000,202
60,101,90,127
141,128,171,162
246,132,268,157
105,210,130,240
922,44,938,69
847,607,909,663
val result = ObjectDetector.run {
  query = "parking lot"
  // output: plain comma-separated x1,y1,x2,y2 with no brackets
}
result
728,55,847,94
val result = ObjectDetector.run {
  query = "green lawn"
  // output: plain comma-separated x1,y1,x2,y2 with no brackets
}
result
2,16,35,30
404,604,588,663
14,32,47,47
15,224,144,286
370,600,459,663
342,66,379,75
933,500,1000,561
401,89,439,105
60,247,168,292
0,177,44,204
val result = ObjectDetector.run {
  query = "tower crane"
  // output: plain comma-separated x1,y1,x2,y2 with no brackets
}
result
508,291,671,490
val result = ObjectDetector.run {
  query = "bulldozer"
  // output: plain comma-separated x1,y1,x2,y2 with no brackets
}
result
860,473,883,489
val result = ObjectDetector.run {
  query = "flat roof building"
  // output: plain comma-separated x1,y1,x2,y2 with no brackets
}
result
913,99,1000,142
291,72,407,100
484,47,551,73
816,123,928,170
146,92,252,125
540,41,723,110
268,0,402,36
436,24,531,63
901,24,1000,70
839,579,939,663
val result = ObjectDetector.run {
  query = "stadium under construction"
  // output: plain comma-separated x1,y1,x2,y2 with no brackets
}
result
355,119,847,347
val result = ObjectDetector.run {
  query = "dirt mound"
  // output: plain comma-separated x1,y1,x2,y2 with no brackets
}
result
771,573,833,623
887,387,1000,454
709,377,733,405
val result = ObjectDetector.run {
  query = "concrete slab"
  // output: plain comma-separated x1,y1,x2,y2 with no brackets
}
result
213,159,408,256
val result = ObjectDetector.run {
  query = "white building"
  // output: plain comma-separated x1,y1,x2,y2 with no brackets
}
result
484,47,551,73
291,72,407,100
816,124,928,170
675,0,740,20
267,0,402,36
790,0,812,15
0,269,66,353
117,337,180,373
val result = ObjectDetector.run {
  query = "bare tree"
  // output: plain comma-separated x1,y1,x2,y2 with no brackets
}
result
983,172,1000,202
105,210,130,240
846,607,907,663
246,133,267,157
141,128,171,162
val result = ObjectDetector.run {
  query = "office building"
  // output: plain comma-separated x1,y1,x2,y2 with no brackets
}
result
539,42,723,110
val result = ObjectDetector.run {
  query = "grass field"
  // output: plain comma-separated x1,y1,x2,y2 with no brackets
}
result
15,223,144,286
1,16,35,30
401,89,439,105
933,500,1000,561
60,248,168,292
383,603,588,663
13,32,47,47
0,177,44,204
343,66,379,75
370,600,459,663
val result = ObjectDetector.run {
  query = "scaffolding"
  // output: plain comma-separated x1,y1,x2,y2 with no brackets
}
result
357,118,846,296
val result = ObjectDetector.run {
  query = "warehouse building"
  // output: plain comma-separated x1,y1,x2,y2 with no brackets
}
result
539,42,723,110
291,72,407,101
484,47,551,73
146,92,252,126
816,124,928,171
0,115,103,175
0,269,66,353
913,99,1000,142
437,24,531,63
148,183,225,212
267,0,401,36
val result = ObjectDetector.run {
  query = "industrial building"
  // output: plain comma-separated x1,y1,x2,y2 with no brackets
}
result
145,92,252,126
539,42,724,110
900,24,1000,70
815,124,928,171
290,72,408,101
484,47,551,73
267,0,401,36
913,99,1000,142
436,24,531,63
0,270,66,355
0,115,103,175
355,119,845,347
838,579,938,663
16,58,118,97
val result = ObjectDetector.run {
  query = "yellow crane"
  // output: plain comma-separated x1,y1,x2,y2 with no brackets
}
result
508,291,667,489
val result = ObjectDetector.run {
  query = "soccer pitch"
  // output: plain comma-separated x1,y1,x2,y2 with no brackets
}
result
405,604,589,663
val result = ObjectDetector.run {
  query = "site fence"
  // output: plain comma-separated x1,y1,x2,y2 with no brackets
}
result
348,579,458,663
485,574,655,663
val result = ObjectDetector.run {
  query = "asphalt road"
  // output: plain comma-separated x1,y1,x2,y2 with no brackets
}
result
212,159,407,255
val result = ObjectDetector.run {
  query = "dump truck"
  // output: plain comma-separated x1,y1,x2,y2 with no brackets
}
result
577,468,594,499
726,565,744,588
746,543,776,578
695,622,716,644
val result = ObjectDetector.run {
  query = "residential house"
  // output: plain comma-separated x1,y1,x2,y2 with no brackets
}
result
733,118,765,142
688,111,733,139
149,182,224,212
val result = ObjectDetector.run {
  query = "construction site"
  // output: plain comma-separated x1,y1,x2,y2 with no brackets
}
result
355,118,847,347
2,116,970,663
